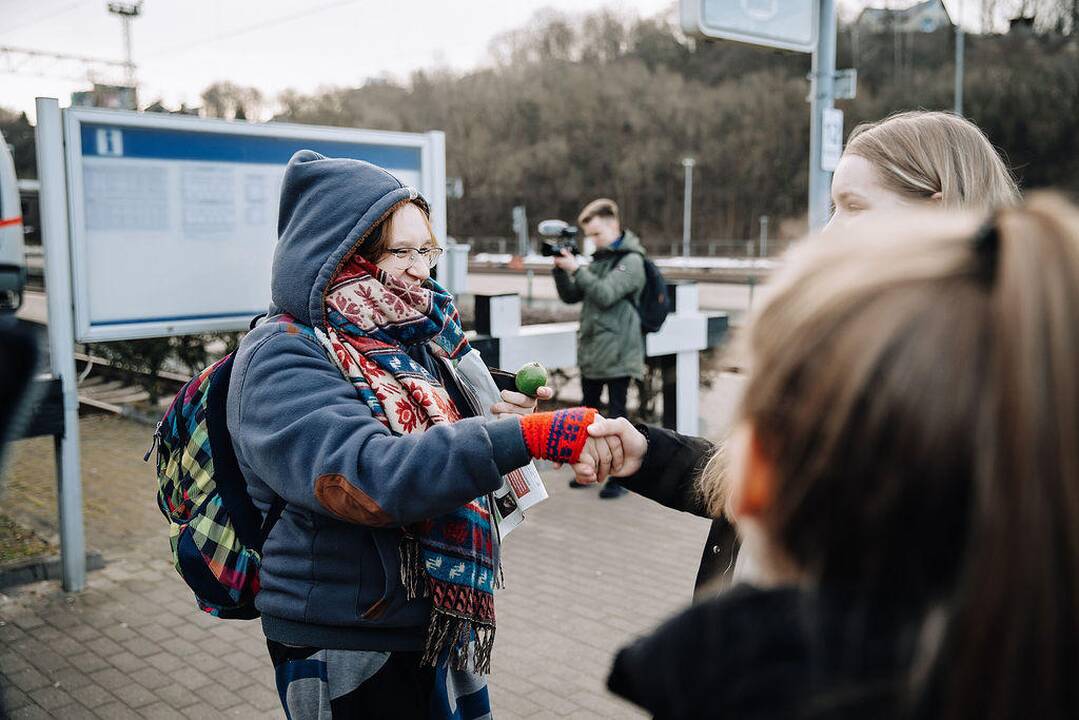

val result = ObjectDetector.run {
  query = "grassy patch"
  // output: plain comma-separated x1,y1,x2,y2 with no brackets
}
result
0,514,54,565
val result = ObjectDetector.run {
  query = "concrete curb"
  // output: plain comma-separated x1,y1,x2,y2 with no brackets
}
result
0,551,105,590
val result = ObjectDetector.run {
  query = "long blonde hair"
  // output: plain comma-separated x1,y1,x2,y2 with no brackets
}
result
846,111,1020,209
703,194,1079,718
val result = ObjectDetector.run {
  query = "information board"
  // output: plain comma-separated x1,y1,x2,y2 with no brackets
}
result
681,0,817,54
62,108,446,341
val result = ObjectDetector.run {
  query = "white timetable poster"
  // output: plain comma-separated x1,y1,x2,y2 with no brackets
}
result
63,108,443,341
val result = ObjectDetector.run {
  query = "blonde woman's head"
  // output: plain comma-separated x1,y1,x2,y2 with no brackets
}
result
828,111,1020,229
702,194,1079,718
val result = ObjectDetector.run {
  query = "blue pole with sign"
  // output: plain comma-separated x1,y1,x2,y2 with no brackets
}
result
808,0,838,231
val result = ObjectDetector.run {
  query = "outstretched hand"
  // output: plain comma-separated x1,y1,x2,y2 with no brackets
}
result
584,417,647,478
569,434,626,485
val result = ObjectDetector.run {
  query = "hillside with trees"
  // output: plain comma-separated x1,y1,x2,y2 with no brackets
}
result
265,8,1078,246
3,5,1077,249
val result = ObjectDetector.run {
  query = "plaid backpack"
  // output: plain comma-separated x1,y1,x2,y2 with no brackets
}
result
147,343,287,619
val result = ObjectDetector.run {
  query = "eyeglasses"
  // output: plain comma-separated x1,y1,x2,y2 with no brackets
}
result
382,247,444,268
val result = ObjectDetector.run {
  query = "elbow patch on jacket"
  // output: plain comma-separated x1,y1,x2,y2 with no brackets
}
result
314,473,393,526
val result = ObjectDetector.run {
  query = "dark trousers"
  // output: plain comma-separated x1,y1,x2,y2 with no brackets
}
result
581,377,630,420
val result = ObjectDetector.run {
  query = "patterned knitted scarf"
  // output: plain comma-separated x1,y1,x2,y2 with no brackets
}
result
319,252,497,673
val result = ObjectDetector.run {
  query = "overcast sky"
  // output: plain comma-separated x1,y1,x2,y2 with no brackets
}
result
1,0,976,121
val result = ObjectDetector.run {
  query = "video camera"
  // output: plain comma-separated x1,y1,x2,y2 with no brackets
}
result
537,219,580,257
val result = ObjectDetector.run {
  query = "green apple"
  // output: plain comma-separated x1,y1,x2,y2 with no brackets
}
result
514,361,549,397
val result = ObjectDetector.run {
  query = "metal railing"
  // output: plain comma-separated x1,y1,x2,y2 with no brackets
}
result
457,236,793,258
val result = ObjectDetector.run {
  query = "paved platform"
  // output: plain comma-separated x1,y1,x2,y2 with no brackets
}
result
0,415,712,718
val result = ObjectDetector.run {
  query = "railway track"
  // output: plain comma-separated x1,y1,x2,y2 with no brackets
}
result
73,351,187,416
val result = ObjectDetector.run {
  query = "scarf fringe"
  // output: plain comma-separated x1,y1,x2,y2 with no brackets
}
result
402,534,497,674
422,614,496,675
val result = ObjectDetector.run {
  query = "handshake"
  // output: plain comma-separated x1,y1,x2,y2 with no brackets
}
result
557,416,648,485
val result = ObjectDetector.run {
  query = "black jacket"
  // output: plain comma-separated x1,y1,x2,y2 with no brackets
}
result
608,584,919,720
618,424,738,591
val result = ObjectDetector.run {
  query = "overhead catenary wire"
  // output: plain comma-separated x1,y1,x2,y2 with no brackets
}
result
0,0,83,38
145,0,361,60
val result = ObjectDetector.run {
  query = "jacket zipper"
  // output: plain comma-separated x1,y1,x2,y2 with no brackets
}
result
440,357,504,562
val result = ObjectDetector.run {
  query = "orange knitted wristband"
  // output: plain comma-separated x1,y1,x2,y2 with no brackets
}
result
520,407,597,464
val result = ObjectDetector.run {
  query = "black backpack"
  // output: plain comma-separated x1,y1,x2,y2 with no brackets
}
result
615,250,671,333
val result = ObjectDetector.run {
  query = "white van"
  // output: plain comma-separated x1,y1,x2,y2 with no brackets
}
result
0,129,25,312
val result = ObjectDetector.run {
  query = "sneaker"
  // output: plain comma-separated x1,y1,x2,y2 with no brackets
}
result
568,479,590,489
599,481,628,499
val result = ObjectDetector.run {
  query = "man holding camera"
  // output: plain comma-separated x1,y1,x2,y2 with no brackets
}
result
552,198,646,499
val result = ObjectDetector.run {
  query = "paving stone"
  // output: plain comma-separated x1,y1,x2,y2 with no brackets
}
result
65,651,111,673
55,704,100,719
3,666,51,693
49,665,96,691
146,686,198,713
196,681,245,711
111,682,159,709
0,622,29,644
71,683,117,709
84,636,126,658
236,681,280,712
107,650,147,674
169,666,212,691
68,624,104,642
0,651,31,674
165,638,200,658
8,704,53,720
127,666,172,691
138,703,188,720
26,626,62,643
122,636,163,659
218,650,263,673
89,667,131,692
10,615,44,632
181,652,225,673
137,623,173,643
144,652,186,673
27,684,76,711
1,686,31,710
206,666,257,693
93,700,145,720
25,648,69,674
103,623,139,643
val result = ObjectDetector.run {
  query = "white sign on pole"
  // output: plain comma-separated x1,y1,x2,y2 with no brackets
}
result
62,107,446,342
820,107,844,173
680,0,818,53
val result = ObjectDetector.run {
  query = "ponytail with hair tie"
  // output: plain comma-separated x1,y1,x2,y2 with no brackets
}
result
971,214,1000,286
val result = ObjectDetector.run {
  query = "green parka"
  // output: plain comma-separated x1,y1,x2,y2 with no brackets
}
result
553,230,647,380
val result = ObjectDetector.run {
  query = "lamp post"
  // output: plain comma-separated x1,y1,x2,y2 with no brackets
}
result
681,157,695,257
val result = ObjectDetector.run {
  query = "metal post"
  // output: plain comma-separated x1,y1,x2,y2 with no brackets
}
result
759,215,769,257
954,0,965,116
122,17,133,86
673,284,699,435
681,158,695,257
108,2,141,88
34,97,86,592
808,0,838,231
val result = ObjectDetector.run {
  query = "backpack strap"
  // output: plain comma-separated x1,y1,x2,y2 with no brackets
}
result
609,248,644,310
259,495,287,548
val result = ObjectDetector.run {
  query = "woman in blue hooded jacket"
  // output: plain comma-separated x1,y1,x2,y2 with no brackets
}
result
227,150,607,719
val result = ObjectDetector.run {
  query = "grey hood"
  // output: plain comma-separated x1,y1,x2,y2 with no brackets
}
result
270,149,418,329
